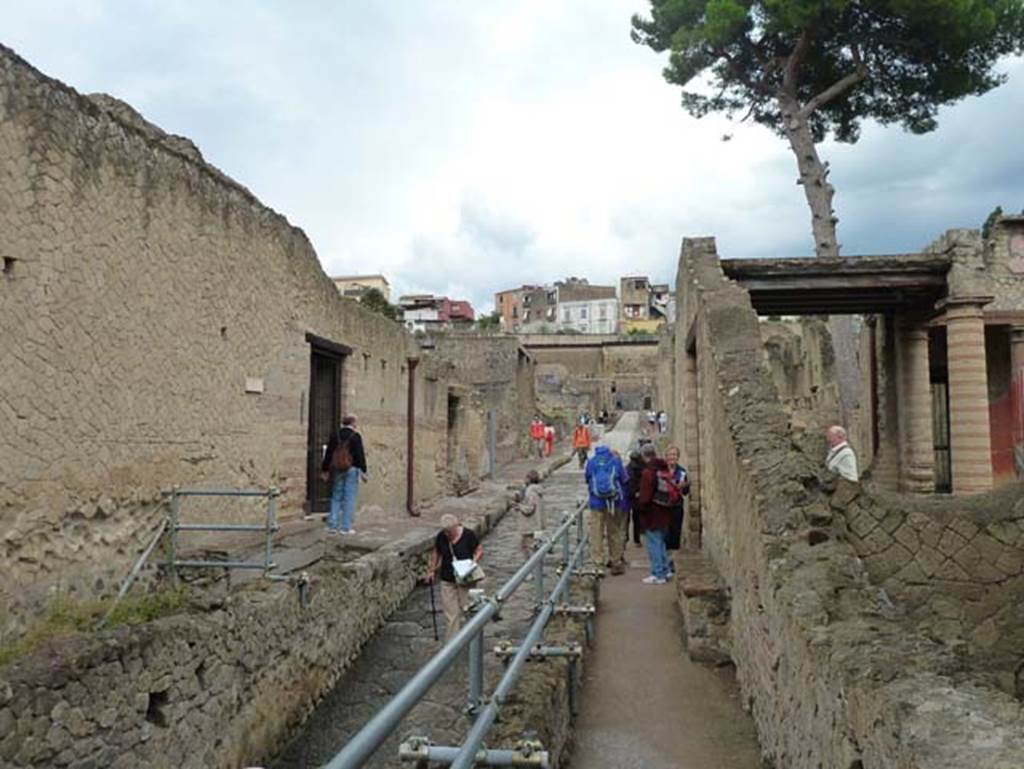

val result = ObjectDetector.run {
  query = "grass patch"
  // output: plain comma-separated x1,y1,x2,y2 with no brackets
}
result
0,586,188,668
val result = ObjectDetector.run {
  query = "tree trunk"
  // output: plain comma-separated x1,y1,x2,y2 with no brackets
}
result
778,95,839,258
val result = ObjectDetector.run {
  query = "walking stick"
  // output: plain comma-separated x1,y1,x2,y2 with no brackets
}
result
429,578,439,641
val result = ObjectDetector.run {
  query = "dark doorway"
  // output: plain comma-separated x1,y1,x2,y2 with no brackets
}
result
930,327,951,493
643,395,653,410
931,383,952,493
307,345,345,512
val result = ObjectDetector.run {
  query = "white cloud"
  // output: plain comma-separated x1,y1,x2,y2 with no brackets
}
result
2,1,1022,313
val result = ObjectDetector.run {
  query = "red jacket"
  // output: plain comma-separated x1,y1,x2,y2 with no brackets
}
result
636,459,672,532
530,420,545,440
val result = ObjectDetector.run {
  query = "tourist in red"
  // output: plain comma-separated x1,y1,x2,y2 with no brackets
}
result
529,416,546,458
543,424,555,457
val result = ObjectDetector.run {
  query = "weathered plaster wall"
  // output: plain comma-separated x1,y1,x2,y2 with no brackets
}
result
0,46,461,634
425,334,536,476
674,236,1024,769
521,335,661,419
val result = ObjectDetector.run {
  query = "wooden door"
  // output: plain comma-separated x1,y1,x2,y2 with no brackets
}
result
307,349,342,512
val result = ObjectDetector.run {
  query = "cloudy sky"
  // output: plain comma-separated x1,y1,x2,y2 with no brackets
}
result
4,1,1023,313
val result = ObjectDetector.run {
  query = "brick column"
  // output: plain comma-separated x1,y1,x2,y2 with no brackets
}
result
1011,326,1024,479
944,299,993,493
896,318,935,493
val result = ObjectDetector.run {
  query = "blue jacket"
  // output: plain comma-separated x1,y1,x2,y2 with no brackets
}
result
584,446,629,510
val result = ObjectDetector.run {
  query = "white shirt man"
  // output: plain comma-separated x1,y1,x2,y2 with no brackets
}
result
825,425,859,482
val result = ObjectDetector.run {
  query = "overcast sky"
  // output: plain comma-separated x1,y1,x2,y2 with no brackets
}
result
4,1,1023,313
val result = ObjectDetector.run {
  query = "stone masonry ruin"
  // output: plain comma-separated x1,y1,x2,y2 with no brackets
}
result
3,36,1024,769
0,45,532,638
672,236,1024,768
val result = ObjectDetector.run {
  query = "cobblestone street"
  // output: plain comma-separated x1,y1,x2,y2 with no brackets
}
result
270,457,590,768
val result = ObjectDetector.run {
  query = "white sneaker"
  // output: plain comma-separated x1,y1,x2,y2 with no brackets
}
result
642,575,664,584
340,529,356,535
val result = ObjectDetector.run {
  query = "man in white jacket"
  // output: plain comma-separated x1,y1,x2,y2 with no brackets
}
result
825,425,859,482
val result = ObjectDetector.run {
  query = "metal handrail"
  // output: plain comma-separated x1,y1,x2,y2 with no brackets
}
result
322,500,588,769
450,534,588,769
163,486,281,584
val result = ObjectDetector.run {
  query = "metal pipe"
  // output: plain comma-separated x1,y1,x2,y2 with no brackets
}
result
160,488,272,497
399,743,550,768
168,488,180,586
533,549,544,609
95,519,168,631
450,535,588,769
468,630,484,713
497,503,582,603
561,523,570,569
323,601,499,769
324,503,586,769
406,357,419,516
264,487,279,572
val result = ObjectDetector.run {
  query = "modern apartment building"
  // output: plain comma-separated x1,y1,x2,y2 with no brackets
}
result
398,294,476,333
331,274,391,301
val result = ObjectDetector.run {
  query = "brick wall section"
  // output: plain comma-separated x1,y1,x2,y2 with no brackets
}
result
674,236,1024,768
0,46,467,634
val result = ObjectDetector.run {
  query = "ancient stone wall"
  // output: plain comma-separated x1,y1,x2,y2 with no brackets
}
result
837,481,1024,694
674,237,1024,768
521,335,661,420
425,334,536,470
760,318,841,427
0,46,463,635
0,485,517,769
931,223,1024,310
0,543,423,769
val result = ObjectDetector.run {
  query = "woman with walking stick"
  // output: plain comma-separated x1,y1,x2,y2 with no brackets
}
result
425,514,484,640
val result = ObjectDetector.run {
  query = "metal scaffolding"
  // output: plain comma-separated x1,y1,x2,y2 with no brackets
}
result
322,501,592,769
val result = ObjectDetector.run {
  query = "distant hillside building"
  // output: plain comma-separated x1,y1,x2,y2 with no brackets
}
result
331,274,391,301
496,279,617,334
620,275,673,333
555,278,618,334
399,294,476,333
494,284,556,332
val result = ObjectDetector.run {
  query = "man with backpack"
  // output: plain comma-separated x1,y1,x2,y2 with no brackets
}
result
584,444,629,575
635,443,679,584
320,414,368,535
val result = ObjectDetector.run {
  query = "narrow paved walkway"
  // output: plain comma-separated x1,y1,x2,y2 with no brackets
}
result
570,418,762,768
269,448,584,768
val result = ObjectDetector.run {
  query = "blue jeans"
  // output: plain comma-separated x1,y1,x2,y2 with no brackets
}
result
328,468,360,531
644,528,669,580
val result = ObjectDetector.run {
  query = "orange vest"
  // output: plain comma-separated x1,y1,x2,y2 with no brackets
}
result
572,425,591,449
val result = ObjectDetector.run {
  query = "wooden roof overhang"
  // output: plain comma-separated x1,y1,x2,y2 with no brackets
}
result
721,254,951,316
